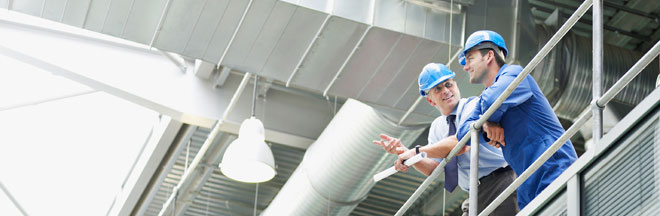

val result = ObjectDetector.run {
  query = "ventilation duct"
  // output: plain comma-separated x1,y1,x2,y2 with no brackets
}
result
465,0,659,122
261,99,427,215
531,27,659,121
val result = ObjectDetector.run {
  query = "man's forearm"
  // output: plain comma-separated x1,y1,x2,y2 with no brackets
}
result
412,158,440,176
419,136,458,158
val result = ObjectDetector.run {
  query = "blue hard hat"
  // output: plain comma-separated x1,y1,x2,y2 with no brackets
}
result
418,63,455,97
458,30,508,66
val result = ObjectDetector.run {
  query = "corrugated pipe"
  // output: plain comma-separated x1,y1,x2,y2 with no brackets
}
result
530,26,659,121
262,99,427,215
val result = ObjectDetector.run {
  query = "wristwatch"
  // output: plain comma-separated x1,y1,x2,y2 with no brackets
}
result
415,145,421,154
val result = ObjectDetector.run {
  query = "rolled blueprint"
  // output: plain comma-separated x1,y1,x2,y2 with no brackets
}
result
372,152,427,182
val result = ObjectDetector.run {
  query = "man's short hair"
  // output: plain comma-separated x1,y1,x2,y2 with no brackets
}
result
479,48,506,67
469,41,506,67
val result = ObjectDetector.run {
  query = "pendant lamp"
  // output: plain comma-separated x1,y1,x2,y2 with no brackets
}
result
220,74,276,183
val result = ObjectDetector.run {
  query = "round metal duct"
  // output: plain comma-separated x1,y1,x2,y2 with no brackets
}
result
530,25,659,121
261,99,427,215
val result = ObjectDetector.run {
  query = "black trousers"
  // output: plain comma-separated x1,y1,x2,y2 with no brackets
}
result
461,166,519,216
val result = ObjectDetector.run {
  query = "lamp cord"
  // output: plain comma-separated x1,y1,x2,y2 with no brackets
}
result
252,74,258,117
185,137,191,173
254,183,259,216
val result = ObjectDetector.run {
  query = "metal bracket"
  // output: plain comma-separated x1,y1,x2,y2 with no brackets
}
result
591,98,606,109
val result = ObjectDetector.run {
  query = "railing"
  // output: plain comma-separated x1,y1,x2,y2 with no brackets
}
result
395,0,660,215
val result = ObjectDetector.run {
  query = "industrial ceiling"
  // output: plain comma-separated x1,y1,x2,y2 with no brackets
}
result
1,0,659,215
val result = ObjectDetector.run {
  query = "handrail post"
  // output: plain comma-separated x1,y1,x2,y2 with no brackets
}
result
593,0,604,149
469,125,480,216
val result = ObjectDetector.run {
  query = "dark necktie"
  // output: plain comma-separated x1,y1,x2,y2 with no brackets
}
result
444,114,459,192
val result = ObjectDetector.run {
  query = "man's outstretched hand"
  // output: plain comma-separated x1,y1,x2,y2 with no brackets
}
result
373,134,408,155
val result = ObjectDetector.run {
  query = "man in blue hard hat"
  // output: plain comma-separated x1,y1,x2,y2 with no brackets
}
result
374,63,518,215
455,30,578,210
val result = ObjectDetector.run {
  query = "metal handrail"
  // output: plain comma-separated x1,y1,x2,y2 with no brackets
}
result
394,0,593,215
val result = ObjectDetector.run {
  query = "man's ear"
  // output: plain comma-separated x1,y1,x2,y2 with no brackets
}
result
425,96,435,106
487,50,495,64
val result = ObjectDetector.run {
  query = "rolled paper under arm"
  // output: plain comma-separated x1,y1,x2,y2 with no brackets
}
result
372,152,427,182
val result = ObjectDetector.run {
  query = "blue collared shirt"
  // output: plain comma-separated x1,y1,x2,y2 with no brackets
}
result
429,97,509,192
456,64,577,209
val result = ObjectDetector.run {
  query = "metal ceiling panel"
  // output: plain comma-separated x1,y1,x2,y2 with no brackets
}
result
395,80,423,111
223,0,297,73
374,0,406,37
42,0,66,22
296,0,329,13
404,2,425,37
357,35,422,102
121,0,165,44
373,0,462,44
425,10,450,42
379,39,443,108
259,7,327,81
219,0,278,67
290,16,369,92
61,0,91,28
425,10,464,44
10,0,43,16
101,0,133,37
242,1,298,74
182,0,230,59
152,0,207,52
202,0,250,62
83,0,111,32
327,27,402,99
181,0,232,59
333,0,372,24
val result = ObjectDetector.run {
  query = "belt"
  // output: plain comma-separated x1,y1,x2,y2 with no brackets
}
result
479,166,512,181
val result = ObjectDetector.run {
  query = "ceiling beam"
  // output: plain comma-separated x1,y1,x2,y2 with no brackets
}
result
106,116,184,216
0,18,333,144
602,0,660,21
531,5,651,41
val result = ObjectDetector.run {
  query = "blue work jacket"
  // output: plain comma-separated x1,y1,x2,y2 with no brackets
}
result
456,64,578,209
429,97,509,192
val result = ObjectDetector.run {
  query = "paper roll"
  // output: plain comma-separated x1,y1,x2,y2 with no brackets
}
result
372,152,427,182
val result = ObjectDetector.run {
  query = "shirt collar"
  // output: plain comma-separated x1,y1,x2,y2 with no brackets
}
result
442,98,463,117
492,63,509,85
450,103,459,116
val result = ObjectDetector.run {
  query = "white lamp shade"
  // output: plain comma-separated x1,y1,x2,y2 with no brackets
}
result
220,117,276,183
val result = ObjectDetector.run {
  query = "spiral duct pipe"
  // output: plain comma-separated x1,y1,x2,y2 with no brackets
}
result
530,26,659,121
261,99,427,215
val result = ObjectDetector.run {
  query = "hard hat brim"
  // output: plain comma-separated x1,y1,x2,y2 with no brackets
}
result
419,73,455,97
